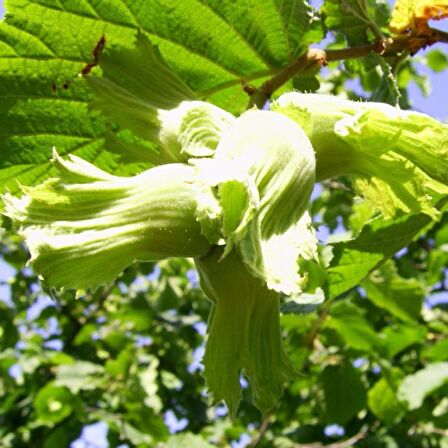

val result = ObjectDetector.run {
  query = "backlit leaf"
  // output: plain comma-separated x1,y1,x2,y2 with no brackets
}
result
0,0,322,193
320,361,367,424
398,362,448,410
390,0,448,34
327,213,433,299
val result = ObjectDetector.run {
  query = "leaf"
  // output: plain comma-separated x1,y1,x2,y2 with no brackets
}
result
108,420,154,445
327,213,433,299
367,368,405,425
292,70,320,93
390,0,448,34
325,301,382,352
0,303,19,350
426,49,448,72
323,0,390,45
139,356,163,413
0,0,322,193
348,200,375,237
42,421,83,448
166,433,214,448
323,0,368,45
320,360,367,424
34,382,74,424
55,361,104,393
398,362,448,410
362,260,425,322
160,370,183,390
370,58,401,106
281,288,325,314
381,324,426,358
423,338,448,362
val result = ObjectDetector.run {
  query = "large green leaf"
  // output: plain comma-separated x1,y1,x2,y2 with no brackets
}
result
381,324,426,358
54,361,105,394
362,260,425,323
327,212,433,299
0,0,322,193
367,368,405,425
34,382,75,424
320,360,367,424
423,338,448,362
325,300,382,352
323,0,390,45
398,362,448,410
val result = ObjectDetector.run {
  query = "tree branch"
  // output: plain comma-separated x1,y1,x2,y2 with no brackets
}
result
248,414,272,447
294,426,369,448
305,301,330,350
247,27,448,108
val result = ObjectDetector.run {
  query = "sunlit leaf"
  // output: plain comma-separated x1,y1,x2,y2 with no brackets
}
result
398,362,448,410
368,368,405,425
0,0,322,193
327,213,433,299
34,383,74,424
390,0,448,34
362,261,425,322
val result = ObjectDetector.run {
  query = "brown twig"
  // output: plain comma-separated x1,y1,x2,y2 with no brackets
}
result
430,428,448,437
247,26,448,108
294,426,368,448
305,301,330,350
248,414,272,447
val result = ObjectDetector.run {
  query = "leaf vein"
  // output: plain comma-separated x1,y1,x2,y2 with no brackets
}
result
196,0,273,68
28,0,245,79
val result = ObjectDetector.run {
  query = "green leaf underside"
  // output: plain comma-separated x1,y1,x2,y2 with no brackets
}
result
382,324,426,358
327,213,433,299
34,382,75,424
398,362,448,410
323,0,390,45
326,301,382,352
0,0,322,194
323,0,372,45
321,361,366,425
362,261,424,323
367,368,405,425
195,248,295,418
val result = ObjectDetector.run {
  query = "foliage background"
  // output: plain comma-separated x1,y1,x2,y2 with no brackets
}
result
0,0,447,447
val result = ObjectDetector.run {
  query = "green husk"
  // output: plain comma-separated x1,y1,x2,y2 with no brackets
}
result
87,32,234,164
273,93,448,218
4,91,322,418
193,109,318,295
196,247,296,418
3,150,213,291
